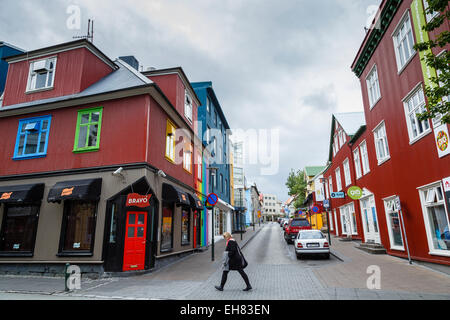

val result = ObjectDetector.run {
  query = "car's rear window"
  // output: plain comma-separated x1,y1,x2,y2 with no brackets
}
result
299,231,324,239
291,219,310,227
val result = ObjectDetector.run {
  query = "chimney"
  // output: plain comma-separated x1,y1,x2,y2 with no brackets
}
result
119,56,139,71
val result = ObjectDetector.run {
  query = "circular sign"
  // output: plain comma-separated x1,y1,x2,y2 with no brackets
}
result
436,130,448,152
312,206,319,213
206,193,218,206
348,186,363,200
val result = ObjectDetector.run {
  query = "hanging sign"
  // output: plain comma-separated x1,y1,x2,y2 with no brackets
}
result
331,192,345,199
126,193,152,208
0,192,12,200
348,186,363,200
434,124,450,158
61,187,74,197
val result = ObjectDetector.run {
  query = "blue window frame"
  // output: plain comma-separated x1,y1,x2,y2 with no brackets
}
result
13,115,51,160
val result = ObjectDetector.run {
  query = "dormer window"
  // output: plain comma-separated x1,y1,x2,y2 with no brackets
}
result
184,90,193,123
27,57,56,92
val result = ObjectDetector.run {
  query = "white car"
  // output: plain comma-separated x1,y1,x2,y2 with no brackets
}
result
294,230,330,259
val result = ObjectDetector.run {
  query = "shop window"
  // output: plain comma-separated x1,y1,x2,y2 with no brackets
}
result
161,203,174,252
27,57,56,92
419,184,450,255
73,107,103,153
59,201,97,254
181,208,190,246
14,115,52,160
165,120,176,162
384,198,405,250
0,204,39,254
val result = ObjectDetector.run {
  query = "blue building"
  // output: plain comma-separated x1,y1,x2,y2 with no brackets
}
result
191,81,233,240
0,42,25,97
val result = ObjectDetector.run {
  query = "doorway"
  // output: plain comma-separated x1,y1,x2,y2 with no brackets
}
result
123,211,147,271
360,195,381,244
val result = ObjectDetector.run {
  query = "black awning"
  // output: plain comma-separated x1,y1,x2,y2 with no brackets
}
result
47,178,102,203
188,193,204,210
162,183,190,206
0,183,45,204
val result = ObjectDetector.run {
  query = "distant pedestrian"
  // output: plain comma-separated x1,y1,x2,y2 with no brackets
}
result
215,232,252,292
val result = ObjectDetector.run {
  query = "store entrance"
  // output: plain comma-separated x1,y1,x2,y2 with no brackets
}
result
123,211,147,271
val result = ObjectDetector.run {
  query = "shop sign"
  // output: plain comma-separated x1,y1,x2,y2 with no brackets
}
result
331,192,345,199
181,194,187,202
126,193,152,208
443,177,450,193
61,187,74,197
434,124,450,158
323,199,330,209
348,186,363,200
0,192,12,200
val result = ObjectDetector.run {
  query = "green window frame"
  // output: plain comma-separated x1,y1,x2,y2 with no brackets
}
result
73,107,103,153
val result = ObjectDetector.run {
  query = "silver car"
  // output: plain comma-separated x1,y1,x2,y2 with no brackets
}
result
294,230,330,259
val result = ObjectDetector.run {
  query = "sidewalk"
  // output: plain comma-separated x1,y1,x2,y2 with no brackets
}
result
314,236,450,295
0,224,265,297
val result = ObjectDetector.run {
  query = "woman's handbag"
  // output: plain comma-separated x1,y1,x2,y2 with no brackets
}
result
236,245,248,269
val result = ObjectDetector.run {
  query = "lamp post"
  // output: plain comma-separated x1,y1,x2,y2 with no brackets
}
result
208,166,218,262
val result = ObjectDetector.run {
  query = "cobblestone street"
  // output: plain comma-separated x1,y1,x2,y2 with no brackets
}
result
1,222,449,300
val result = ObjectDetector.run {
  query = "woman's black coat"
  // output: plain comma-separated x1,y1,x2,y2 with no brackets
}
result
226,239,243,270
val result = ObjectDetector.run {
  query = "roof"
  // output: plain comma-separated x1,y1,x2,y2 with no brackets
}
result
0,42,26,53
0,59,152,113
304,166,327,177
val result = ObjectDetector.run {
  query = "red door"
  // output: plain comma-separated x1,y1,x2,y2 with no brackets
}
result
123,211,147,271
193,211,198,249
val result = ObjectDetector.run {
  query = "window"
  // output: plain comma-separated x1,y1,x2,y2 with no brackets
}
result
220,174,224,193
14,115,51,160
432,51,449,127
328,177,333,194
165,120,176,162
360,141,370,174
73,107,103,153
419,183,450,255
183,143,192,173
366,65,381,108
335,167,342,191
205,126,211,145
181,208,190,245
353,149,362,179
392,12,415,71
225,179,228,196
161,204,174,252
340,203,357,235
27,57,56,92
0,205,40,254
206,97,210,113
404,86,431,142
423,0,439,22
373,121,390,164
343,159,351,187
384,197,405,250
197,154,203,181
184,90,193,122
59,201,97,254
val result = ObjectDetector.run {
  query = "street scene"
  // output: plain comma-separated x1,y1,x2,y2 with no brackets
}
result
0,0,449,307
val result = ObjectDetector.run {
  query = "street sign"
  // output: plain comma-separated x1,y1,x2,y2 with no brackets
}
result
348,186,363,200
323,199,330,208
331,192,345,199
206,193,218,206
312,206,319,213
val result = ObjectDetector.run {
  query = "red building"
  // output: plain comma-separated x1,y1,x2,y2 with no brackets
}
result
323,0,450,266
0,39,207,275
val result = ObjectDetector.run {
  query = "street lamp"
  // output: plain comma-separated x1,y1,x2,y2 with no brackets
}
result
207,166,218,262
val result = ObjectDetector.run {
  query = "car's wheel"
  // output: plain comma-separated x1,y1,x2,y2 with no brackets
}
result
296,253,302,260
324,253,330,259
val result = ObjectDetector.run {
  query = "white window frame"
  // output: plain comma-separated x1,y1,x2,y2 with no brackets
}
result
403,84,432,144
383,196,406,251
423,0,439,23
335,167,342,192
184,90,193,123
353,148,362,179
366,64,381,109
26,57,57,93
343,158,351,187
183,144,192,173
339,203,358,236
373,120,390,165
392,10,416,73
359,140,370,175
418,181,450,257
432,50,449,128
328,177,333,194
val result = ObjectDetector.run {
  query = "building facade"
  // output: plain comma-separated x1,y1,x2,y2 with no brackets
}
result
0,39,209,275
322,0,450,266
0,42,25,103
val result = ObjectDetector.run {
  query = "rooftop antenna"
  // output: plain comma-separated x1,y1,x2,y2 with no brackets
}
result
73,19,94,43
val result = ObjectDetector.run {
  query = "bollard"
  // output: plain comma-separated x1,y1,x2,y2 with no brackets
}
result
64,263,70,292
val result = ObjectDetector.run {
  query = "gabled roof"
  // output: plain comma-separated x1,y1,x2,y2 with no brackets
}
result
304,166,327,177
327,112,366,162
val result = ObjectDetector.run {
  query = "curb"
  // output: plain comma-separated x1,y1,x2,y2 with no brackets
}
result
330,249,345,262
240,225,265,249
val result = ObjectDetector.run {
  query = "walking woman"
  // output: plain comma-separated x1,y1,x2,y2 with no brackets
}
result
215,232,252,291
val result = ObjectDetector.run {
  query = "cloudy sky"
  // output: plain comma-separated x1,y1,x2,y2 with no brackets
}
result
0,0,381,203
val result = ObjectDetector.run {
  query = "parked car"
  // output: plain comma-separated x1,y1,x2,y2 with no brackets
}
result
294,230,330,259
284,218,311,243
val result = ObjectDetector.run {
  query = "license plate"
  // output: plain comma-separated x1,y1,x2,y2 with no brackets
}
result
307,243,320,247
